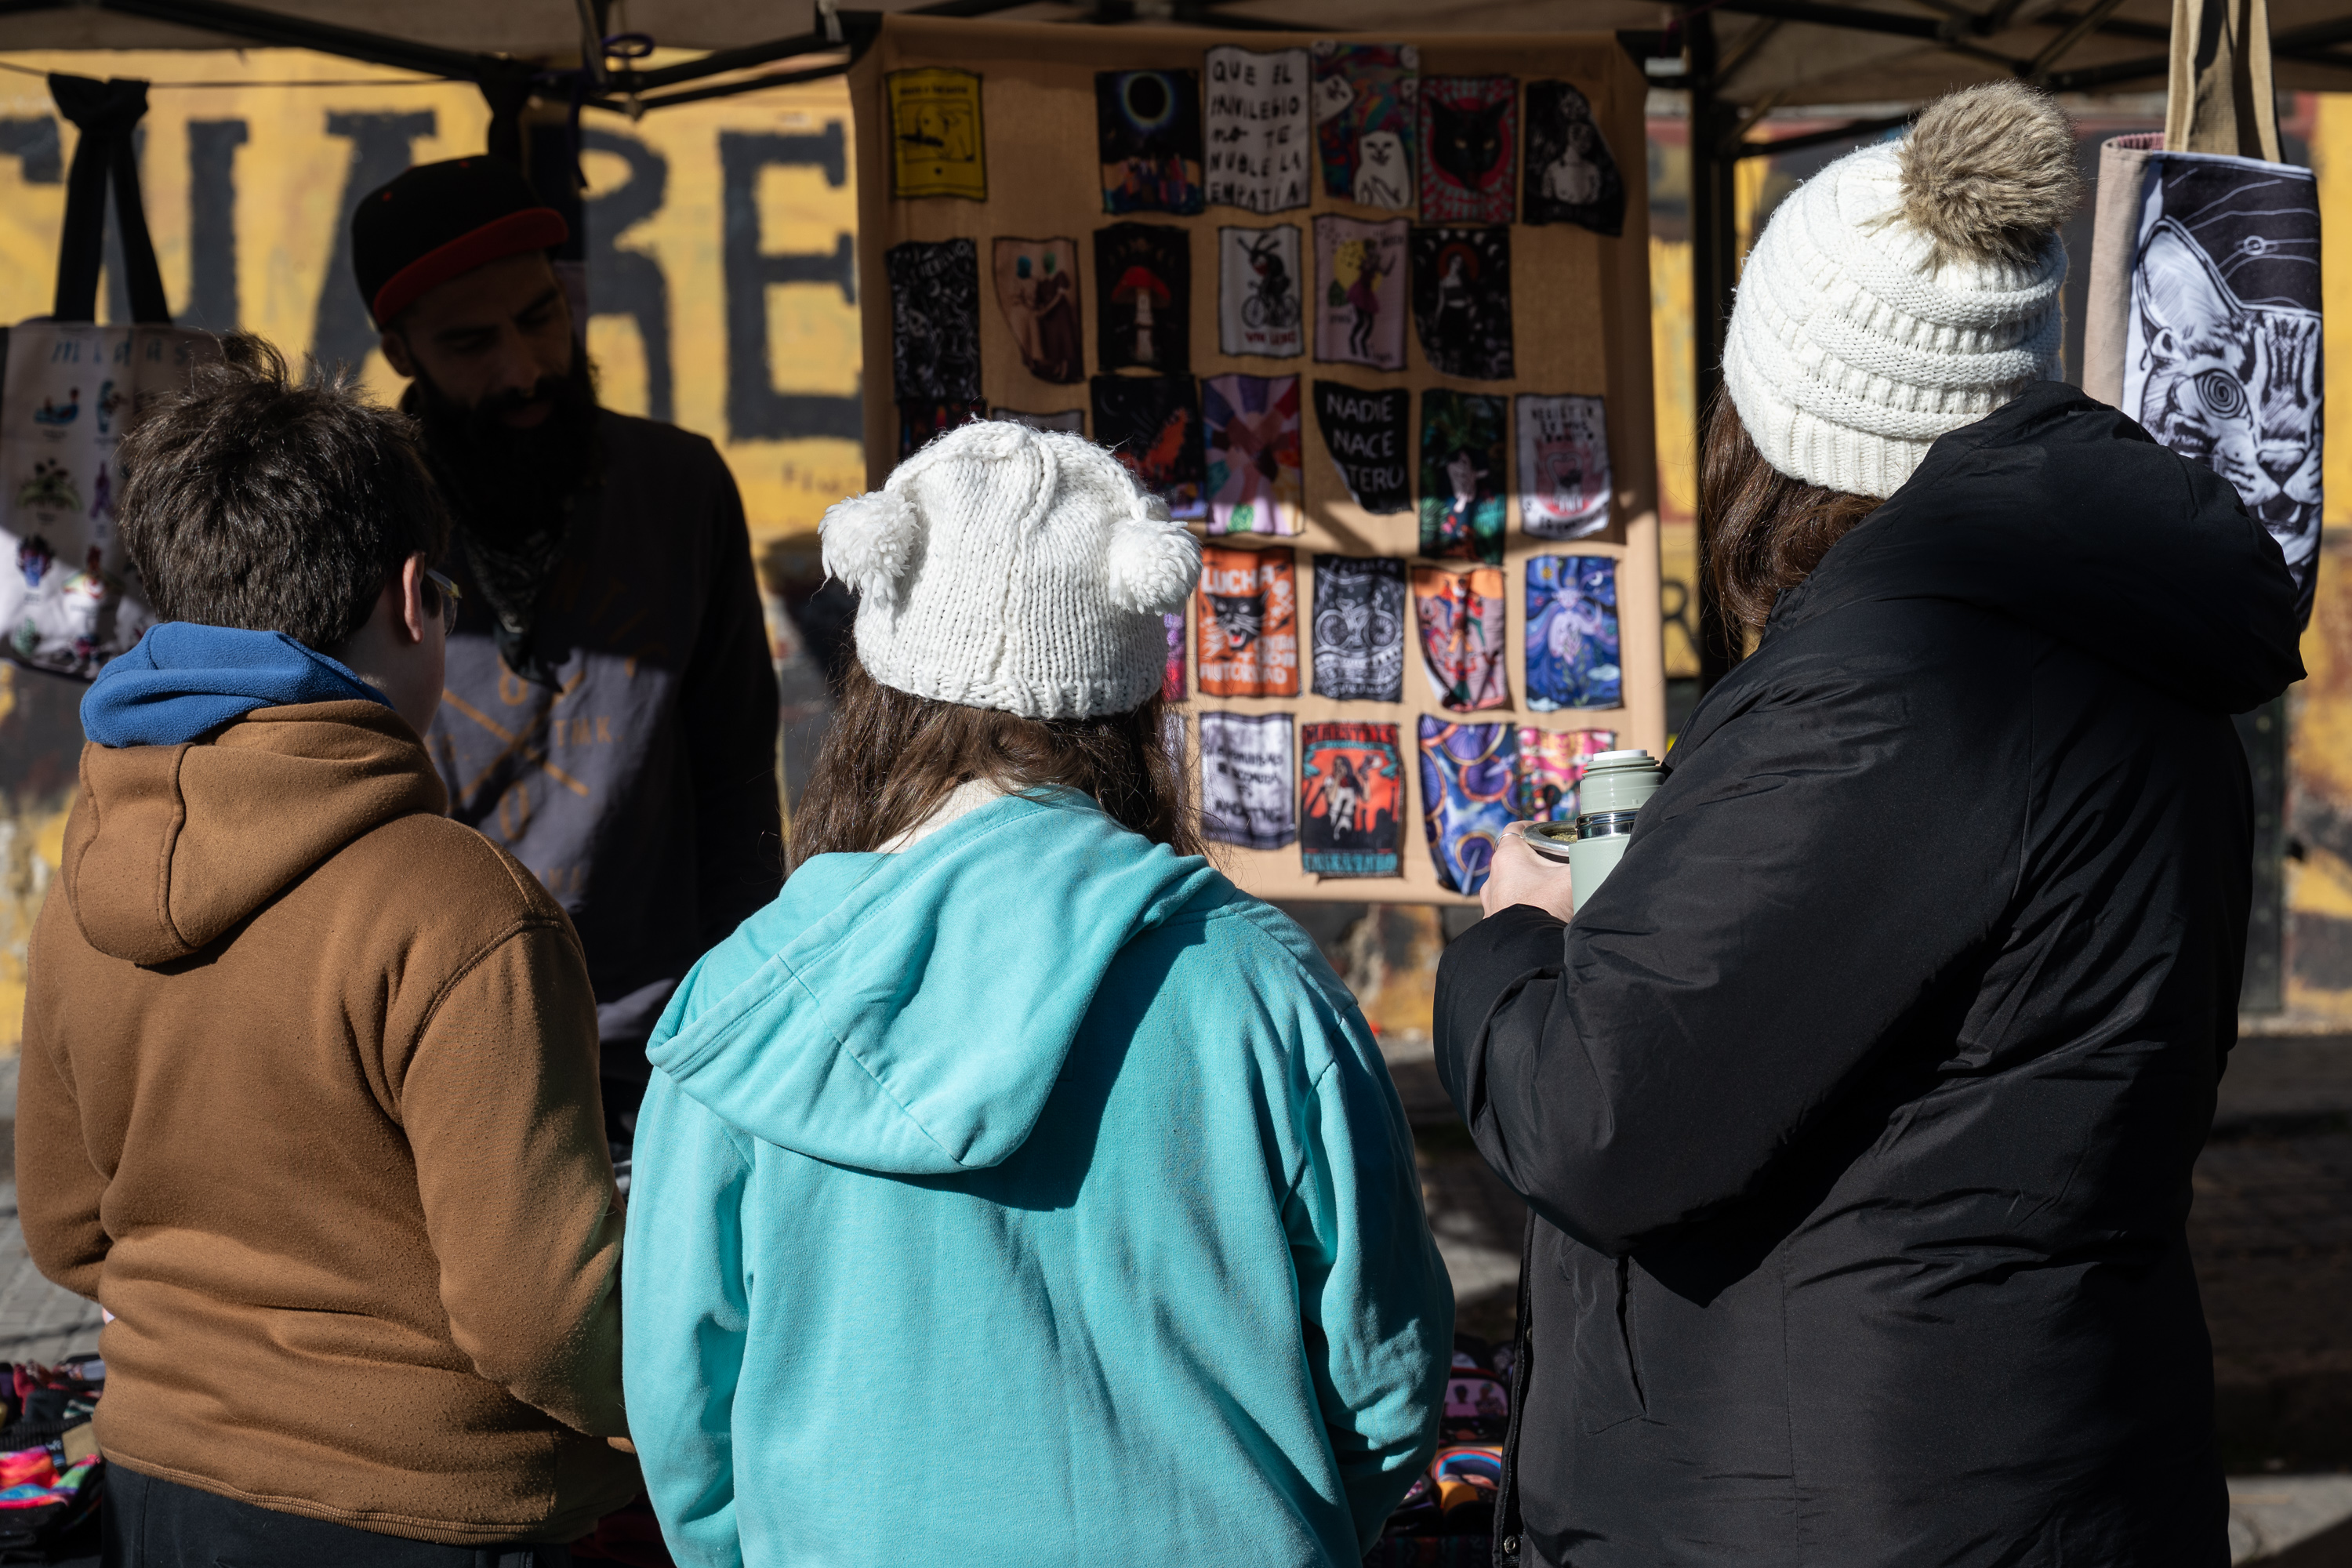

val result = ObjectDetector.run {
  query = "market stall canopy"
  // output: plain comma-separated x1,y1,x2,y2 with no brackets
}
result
6,0,2350,106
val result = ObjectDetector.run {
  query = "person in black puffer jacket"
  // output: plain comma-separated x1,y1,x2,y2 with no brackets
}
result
1435,82,2304,1568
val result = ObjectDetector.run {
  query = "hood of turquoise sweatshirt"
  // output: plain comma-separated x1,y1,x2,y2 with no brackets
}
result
644,790,1226,1176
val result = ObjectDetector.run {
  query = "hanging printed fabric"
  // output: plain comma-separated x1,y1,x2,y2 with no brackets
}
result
1310,42,1419,209
1313,216,1409,371
1312,381,1411,514
1412,564,1509,712
1523,80,1625,236
887,67,987,200
1411,227,1513,380
1161,608,1187,701
898,400,986,459
1196,543,1299,696
1418,77,1517,224
1218,226,1305,357
991,408,1085,434
1091,376,1205,518
1418,717,1518,895
1420,390,1508,564
1514,727,1613,822
887,239,982,402
1095,223,1192,375
991,238,1084,385
1312,554,1406,702
1301,720,1405,877
1516,393,1610,539
1200,710,1296,849
1203,373,1303,537
1098,70,1205,215
2123,155,2322,624
1526,554,1621,710
1204,46,1312,214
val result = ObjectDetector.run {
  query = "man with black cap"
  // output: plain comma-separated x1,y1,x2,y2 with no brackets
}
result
354,158,782,1153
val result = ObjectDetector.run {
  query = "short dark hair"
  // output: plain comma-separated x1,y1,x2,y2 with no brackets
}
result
1700,390,1880,636
117,334,451,652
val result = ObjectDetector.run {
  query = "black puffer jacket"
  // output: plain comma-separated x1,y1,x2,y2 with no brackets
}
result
1434,384,2303,1568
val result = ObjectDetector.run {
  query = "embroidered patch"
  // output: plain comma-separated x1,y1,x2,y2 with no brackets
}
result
1200,710,1296,849
1418,76,1517,224
1196,543,1300,696
1205,46,1312,214
898,400,985,459
1420,390,1508,564
887,68,986,200
1204,373,1303,537
1413,564,1509,712
1098,70,1205,215
1313,216,1409,371
990,408,1085,435
1312,381,1411,514
1312,554,1406,702
1310,42,1418,209
1523,81,1625,236
886,239,982,403
1526,554,1621,710
1096,223,1192,376
1514,727,1614,822
1091,375,1205,519
1418,717,1518,895
1218,225,1305,358
1516,394,1610,539
1301,720,1405,877
992,238,1085,385
1162,609,1188,702
1411,226,1513,381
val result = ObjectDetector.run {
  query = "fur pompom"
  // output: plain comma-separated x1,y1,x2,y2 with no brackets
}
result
1898,81,2081,268
821,487,924,608
1105,514,1200,615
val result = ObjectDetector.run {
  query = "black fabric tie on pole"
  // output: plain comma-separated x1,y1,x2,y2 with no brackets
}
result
49,73,169,325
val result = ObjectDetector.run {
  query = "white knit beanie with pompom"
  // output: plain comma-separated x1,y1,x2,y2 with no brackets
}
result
1723,80,2083,499
819,419,1201,719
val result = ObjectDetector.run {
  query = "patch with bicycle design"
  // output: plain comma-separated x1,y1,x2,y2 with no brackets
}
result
1218,225,1305,358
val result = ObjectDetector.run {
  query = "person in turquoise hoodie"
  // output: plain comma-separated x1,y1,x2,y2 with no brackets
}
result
622,419,1453,1567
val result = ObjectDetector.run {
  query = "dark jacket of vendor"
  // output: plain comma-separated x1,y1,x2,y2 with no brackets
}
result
1435,385,2304,1566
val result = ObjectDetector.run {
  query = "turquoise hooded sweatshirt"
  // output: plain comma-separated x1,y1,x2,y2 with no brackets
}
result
621,789,1452,1567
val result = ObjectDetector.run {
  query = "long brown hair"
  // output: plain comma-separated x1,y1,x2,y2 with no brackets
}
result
1700,391,1882,636
788,653,1201,870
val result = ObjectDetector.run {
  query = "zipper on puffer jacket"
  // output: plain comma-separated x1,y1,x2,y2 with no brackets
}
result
1495,1209,1535,1566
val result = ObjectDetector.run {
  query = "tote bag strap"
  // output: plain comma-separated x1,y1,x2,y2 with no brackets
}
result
48,73,170,325
2165,0,2282,160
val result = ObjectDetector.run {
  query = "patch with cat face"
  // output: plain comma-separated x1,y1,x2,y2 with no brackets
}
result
1312,381,1411,515
1412,564,1510,712
1312,216,1409,372
1200,710,1296,851
1514,727,1614,823
992,238,1084,386
898,400,985,459
1522,80,1624,236
1099,70,1204,215
1094,223,1191,376
1301,720,1404,878
2125,155,2322,626
1411,226,1513,381
1203,373,1303,537
1091,375,1205,519
1218,225,1305,358
1309,42,1418,210
1418,76,1518,224
1197,543,1299,696
1312,554,1406,702
1417,717,1516,895
1204,46,1312,214
1420,389,1508,564
886,239,982,402
1526,554,1621,710
1516,394,1610,539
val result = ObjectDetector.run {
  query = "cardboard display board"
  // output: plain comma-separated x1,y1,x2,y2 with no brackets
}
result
851,16,1663,902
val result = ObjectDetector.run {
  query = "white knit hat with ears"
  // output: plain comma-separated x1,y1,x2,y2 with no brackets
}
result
1723,80,2082,499
820,419,1202,719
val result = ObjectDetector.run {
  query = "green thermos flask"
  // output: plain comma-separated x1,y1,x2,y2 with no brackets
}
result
1525,749,1664,909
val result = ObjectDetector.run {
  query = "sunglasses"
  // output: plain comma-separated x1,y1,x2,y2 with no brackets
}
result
419,567,464,637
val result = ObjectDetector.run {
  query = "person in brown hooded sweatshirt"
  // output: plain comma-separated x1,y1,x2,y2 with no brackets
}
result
13,338,638,1566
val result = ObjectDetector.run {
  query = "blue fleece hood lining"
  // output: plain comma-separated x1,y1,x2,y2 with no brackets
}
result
82,623,389,747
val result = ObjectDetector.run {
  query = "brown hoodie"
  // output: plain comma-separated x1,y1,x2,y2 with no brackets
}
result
14,699,640,1545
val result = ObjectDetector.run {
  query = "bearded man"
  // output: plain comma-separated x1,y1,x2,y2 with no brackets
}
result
353,158,782,1153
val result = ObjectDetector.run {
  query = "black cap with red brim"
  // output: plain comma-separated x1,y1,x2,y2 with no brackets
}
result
353,157,570,328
